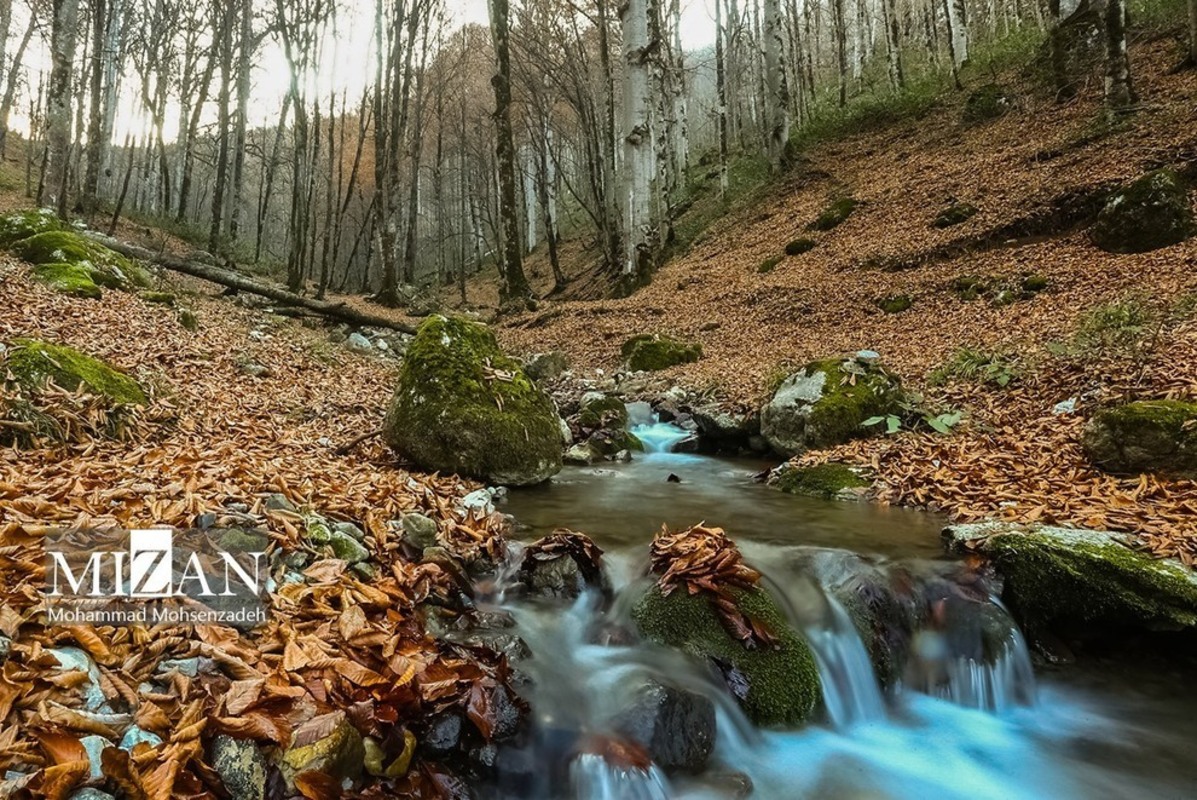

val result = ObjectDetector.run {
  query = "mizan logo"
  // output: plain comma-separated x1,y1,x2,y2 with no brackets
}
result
45,528,268,626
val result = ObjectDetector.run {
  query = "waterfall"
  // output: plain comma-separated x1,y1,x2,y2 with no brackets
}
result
569,754,672,800
630,422,694,453
802,595,888,727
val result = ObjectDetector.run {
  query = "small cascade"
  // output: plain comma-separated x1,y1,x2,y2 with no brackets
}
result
630,421,693,453
802,595,888,727
568,754,672,800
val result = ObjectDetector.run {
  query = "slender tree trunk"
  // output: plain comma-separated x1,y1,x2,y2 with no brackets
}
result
764,0,789,171
209,7,233,252
488,0,531,307
0,15,35,158
230,0,253,241
941,0,964,89
715,0,730,196
621,0,655,283
1103,0,1134,113
833,0,849,106
80,0,108,217
46,0,81,219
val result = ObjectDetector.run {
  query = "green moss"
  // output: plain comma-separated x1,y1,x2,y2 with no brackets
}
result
808,198,858,232
11,230,151,290
985,531,1197,631
874,294,912,314
757,255,783,274
1021,274,1048,293
177,308,200,332
632,584,821,726
5,339,147,404
382,315,562,486
950,274,993,301
623,334,703,372
0,209,67,247
784,238,817,256
589,429,645,456
138,291,176,306
804,359,903,447
933,202,979,228
962,84,1014,124
1090,169,1195,254
31,263,102,299
579,394,629,428
1083,400,1197,477
772,462,869,499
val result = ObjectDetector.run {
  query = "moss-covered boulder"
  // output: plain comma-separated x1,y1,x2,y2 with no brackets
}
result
1081,400,1197,478
11,230,151,290
760,357,903,456
757,255,782,274
932,202,979,229
807,198,858,232
0,208,68,247
1089,170,1195,254
622,334,702,372
578,392,628,429
31,263,102,299
962,84,1015,124
944,522,1197,635
784,238,817,256
382,315,562,486
770,462,869,500
874,294,912,314
632,584,821,726
4,339,147,404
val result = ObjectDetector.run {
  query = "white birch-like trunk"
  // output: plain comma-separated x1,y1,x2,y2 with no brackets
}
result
764,0,789,170
947,0,970,65
46,0,80,216
522,143,537,252
621,0,654,277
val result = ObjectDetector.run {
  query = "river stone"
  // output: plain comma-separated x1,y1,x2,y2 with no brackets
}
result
613,681,716,773
1089,169,1195,254
328,529,370,563
69,791,116,800
422,712,464,758
943,522,1197,636
760,358,903,457
400,512,439,550
279,711,365,789
211,735,267,800
383,315,563,486
1081,400,1197,479
523,555,589,599
621,334,703,372
346,332,373,352
564,441,600,465
333,520,366,542
578,392,628,429
524,350,568,382
80,736,109,780
632,585,821,726
691,405,760,451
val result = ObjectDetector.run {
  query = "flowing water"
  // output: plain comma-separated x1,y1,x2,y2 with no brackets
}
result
489,422,1197,799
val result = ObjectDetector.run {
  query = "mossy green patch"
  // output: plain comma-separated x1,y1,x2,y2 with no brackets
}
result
933,202,979,228
138,291,176,306
1082,400,1197,478
4,339,147,404
0,209,67,247
579,394,628,428
784,238,817,256
622,334,703,372
757,255,783,274
11,230,151,290
632,584,821,726
983,530,1197,632
772,462,869,499
382,315,562,486
962,84,1014,124
31,263,102,299
874,294,912,314
804,359,903,447
177,308,200,332
1090,169,1195,254
808,198,858,232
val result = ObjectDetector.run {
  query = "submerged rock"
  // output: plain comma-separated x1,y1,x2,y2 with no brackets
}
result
691,405,759,452
1082,400,1197,478
613,681,716,774
632,584,821,726
1089,169,1195,254
382,315,563,486
760,357,902,456
944,522,1197,636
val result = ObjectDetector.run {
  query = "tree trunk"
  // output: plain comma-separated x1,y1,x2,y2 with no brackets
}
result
1103,0,1134,113
833,0,849,106
488,0,531,307
621,0,655,283
80,0,108,217
230,0,253,241
46,0,81,219
715,0,730,196
1189,0,1197,66
0,15,35,158
764,0,789,171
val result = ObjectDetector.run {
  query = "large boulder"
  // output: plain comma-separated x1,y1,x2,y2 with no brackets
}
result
10,229,151,290
382,316,563,486
1089,170,1194,254
632,584,821,726
4,339,146,404
944,522,1197,636
1081,400,1197,479
0,208,67,247
621,334,702,372
31,263,103,299
760,357,903,456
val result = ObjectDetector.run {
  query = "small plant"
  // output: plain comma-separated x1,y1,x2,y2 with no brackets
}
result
874,294,913,314
933,202,979,229
808,197,858,232
863,393,965,435
1073,296,1153,355
784,238,817,256
757,255,783,274
929,346,1020,387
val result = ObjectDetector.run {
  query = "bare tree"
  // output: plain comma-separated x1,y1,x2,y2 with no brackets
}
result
45,0,79,217
487,0,530,307
1103,0,1134,114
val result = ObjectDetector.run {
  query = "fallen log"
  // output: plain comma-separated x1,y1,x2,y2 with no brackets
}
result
83,232,418,335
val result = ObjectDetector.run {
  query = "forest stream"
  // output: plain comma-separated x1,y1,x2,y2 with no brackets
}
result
481,422,1197,800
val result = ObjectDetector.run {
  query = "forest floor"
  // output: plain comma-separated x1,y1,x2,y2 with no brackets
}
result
490,35,1197,561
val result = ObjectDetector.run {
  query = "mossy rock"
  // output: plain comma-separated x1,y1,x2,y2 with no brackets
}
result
784,238,817,256
4,339,147,404
949,274,994,301
945,522,1197,634
11,230,151,290
1021,274,1048,294
760,358,904,456
771,462,869,499
138,290,176,306
757,255,783,274
0,208,67,247
874,294,912,314
578,392,628,428
932,202,979,229
177,308,200,332
1089,169,1195,254
1081,400,1197,478
382,315,562,486
962,84,1014,125
31,263,102,299
622,334,703,372
807,198,858,232
588,428,645,457
632,584,821,726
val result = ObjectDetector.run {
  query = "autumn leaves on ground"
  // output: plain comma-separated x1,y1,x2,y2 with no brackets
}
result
501,35,1197,562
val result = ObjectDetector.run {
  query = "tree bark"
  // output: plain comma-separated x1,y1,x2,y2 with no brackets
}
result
488,0,531,307
1103,0,1134,113
764,0,789,171
47,0,81,219
0,14,35,158
621,0,655,282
